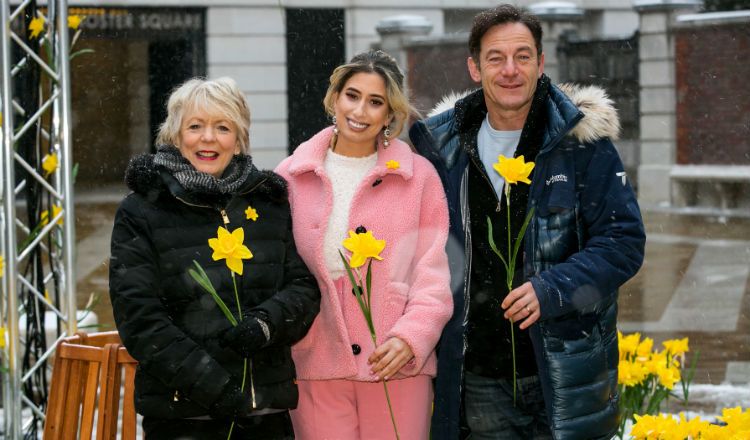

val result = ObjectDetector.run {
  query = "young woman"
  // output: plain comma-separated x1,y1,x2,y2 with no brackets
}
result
276,50,453,439
109,77,319,439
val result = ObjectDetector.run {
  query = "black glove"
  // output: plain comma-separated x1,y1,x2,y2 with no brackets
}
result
220,316,271,357
209,378,253,419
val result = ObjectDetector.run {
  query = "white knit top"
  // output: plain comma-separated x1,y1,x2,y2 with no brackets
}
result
323,149,378,279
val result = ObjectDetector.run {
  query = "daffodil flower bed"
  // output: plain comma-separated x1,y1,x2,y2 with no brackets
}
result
629,407,750,439
618,332,700,438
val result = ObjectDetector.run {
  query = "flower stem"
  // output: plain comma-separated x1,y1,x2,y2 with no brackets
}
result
505,185,518,407
232,273,242,318
510,317,517,406
226,273,246,440
368,332,400,440
382,380,400,440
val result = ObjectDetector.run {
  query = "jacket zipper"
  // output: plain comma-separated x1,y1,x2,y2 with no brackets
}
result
173,179,267,409
468,153,503,212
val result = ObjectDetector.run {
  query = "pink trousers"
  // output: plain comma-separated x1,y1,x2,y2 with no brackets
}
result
290,376,432,440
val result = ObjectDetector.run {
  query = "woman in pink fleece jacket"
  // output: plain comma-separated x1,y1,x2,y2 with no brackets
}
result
275,50,453,439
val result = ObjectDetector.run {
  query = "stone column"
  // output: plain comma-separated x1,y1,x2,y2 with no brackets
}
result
529,1,585,82
633,0,702,207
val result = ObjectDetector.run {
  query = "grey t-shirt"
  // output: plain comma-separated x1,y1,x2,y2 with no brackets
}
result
477,115,522,198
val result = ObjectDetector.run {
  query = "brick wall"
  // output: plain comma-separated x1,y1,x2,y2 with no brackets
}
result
675,22,750,165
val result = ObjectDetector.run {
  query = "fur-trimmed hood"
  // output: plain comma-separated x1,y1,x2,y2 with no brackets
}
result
124,153,287,205
428,82,620,143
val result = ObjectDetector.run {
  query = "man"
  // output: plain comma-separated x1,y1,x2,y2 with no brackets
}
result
409,4,645,440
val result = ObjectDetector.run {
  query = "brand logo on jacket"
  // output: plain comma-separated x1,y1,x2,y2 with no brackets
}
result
546,174,568,186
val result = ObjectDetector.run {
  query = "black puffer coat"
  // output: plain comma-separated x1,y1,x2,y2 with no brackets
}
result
109,154,320,419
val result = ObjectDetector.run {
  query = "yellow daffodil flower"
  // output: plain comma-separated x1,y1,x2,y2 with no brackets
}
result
245,206,258,221
40,205,63,226
635,336,653,358
720,406,750,431
29,16,45,39
0,255,4,278
0,327,5,349
618,359,648,387
662,337,689,357
618,331,641,360
385,160,400,170
68,15,84,30
656,363,681,389
208,226,253,275
493,154,535,185
342,229,385,268
42,153,58,177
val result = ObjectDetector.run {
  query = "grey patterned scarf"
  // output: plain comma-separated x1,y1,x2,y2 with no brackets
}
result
153,145,253,195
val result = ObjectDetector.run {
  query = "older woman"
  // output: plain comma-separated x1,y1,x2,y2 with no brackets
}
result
276,50,453,439
109,77,319,439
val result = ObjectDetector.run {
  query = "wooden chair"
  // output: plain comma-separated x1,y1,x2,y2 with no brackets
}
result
43,331,138,439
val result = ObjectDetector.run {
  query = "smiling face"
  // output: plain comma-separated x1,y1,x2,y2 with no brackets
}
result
468,22,545,129
177,108,239,177
332,72,393,155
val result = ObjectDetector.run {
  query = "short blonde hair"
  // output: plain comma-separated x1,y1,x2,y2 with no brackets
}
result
156,77,251,154
323,50,416,138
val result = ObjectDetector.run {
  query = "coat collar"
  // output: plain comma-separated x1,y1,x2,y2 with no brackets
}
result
287,126,414,180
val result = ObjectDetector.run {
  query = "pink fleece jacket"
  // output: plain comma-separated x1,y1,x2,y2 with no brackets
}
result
275,127,453,381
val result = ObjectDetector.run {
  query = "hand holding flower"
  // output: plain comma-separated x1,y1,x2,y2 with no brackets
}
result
501,281,540,330
368,337,414,381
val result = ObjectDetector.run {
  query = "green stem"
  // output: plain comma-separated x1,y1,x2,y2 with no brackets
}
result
382,381,400,440
226,273,246,440
510,306,517,407
506,186,512,288
232,273,242,319
505,185,517,406
368,332,400,440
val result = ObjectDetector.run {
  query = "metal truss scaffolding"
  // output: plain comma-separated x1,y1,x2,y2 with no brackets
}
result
0,0,76,438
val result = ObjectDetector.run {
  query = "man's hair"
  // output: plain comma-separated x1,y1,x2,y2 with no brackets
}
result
468,4,543,63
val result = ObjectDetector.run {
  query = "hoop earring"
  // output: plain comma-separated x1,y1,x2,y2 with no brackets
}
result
383,127,391,148
332,115,339,135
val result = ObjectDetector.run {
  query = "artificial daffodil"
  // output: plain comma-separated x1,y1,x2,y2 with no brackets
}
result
28,16,45,39
42,153,58,177
493,154,535,185
68,15,84,30
487,153,536,405
40,205,63,226
662,337,689,357
245,206,258,221
342,229,385,268
208,227,253,275
339,228,398,439
385,160,400,170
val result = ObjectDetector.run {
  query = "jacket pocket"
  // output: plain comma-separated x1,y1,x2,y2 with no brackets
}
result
384,281,410,317
534,186,579,268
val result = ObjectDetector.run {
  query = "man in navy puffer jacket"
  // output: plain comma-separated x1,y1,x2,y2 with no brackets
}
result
409,4,645,440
